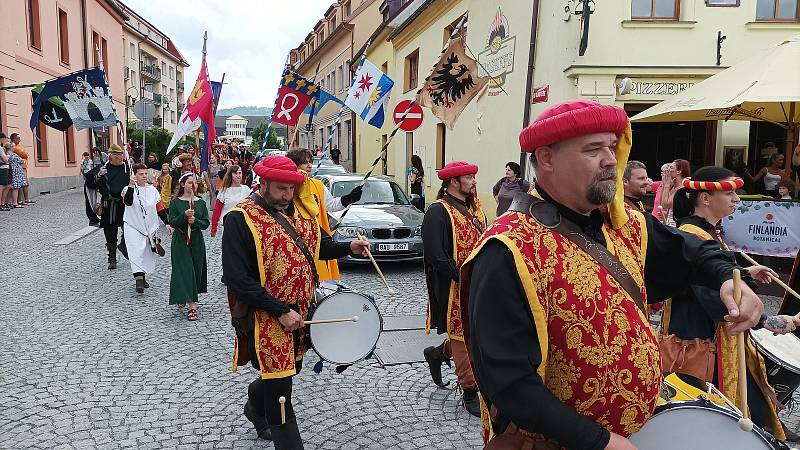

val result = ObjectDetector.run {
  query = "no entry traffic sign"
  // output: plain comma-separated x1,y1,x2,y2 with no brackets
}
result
393,100,424,132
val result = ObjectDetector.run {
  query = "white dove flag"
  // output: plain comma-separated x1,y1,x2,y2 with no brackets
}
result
166,106,202,154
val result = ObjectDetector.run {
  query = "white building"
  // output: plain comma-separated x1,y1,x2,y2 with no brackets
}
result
119,2,189,133
225,115,249,143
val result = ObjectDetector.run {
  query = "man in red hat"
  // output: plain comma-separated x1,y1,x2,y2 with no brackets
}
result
422,160,486,417
221,155,370,449
460,99,766,449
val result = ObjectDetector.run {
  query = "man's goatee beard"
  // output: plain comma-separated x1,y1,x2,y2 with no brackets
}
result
587,170,617,205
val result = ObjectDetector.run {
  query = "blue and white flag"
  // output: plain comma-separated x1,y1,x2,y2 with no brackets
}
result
344,59,394,128
304,88,344,115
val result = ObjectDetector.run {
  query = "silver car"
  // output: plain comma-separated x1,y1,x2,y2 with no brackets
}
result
319,174,424,263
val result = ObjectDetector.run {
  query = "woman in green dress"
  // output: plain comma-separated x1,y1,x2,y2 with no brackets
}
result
169,173,209,321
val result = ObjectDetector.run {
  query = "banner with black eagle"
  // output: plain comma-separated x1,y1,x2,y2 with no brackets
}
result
418,35,488,130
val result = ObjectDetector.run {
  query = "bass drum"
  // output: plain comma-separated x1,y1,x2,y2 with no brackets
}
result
630,399,784,449
307,286,382,365
750,327,800,404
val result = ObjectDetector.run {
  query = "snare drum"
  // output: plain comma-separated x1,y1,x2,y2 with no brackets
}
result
307,288,382,365
750,328,800,404
630,399,783,449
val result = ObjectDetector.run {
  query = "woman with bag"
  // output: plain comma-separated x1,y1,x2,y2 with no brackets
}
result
169,173,209,321
122,164,173,294
661,165,798,438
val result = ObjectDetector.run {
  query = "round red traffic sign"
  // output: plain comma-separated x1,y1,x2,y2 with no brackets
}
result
393,100,424,132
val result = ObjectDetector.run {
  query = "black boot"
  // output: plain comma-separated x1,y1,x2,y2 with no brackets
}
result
462,389,481,418
135,276,145,294
142,276,150,289
270,418,304,450
423,342,450,387
106,244,117,270
243,401,272,440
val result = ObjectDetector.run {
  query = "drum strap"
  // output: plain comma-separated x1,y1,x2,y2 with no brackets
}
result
509,192,646,314
250,193,319,287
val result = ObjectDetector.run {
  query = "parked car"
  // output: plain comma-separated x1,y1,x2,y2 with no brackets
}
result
319,174,424,263
311,164,347,177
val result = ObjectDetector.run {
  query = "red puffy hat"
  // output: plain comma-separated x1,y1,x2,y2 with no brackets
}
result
253,156,305,184
519,99,629,152
437,161,479,180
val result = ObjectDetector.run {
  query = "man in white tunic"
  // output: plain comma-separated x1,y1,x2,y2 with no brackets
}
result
122,164,172,293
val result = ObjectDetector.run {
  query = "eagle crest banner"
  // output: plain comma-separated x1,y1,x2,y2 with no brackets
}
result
418,37,488,130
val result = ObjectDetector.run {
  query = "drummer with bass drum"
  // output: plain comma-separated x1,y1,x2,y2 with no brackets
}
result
221,156,370,449
662,165,800,440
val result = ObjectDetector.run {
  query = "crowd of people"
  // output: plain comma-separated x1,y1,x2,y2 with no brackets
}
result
0,133,37,211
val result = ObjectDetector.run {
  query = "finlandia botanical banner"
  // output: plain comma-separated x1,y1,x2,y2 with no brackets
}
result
723,200,800,257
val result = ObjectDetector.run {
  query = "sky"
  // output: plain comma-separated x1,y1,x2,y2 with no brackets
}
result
124,0,336,110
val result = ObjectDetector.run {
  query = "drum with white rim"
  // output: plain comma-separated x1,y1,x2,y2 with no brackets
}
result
750,327,800,404
630,399,785,449
307,287,382,365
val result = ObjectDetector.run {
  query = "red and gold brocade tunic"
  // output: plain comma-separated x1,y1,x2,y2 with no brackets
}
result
462,199,661,442
231,197,321,379
426,197,486,341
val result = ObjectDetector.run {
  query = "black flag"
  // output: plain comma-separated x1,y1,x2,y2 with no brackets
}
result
31,88,73,132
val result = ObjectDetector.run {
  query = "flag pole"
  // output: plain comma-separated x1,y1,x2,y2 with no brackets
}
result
310,38,372,177
330,14,469,229
257,53,294,159
95,44,128,163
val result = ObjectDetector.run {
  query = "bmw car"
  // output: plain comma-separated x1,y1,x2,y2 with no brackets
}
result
318,174,424,263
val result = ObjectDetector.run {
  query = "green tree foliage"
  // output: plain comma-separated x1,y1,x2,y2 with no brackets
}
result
249,119,280,153
125,121,196,164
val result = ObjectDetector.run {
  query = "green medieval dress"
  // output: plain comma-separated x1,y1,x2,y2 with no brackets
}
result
169,197,209,305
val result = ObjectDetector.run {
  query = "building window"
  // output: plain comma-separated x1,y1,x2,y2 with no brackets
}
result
130,42,135,60
436,123,446,169
631,0,680,19
161,62,166,74
36,122,48,162
331,16,337,31
57,8,70,65
332,70,337,93
169,66,174,79
320,28,325,41
404,49,419,92
65,128,76,164
27,0,42,50
444,17,468,45
344,1,351,17
757,0,800,20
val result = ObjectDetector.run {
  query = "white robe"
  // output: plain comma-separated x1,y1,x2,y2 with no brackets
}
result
122,185,162,274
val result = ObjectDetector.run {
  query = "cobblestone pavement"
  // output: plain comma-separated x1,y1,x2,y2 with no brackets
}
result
0,189,482,450
3,189,800,449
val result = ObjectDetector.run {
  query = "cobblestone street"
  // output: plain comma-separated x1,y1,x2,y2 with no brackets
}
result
0,189,482,450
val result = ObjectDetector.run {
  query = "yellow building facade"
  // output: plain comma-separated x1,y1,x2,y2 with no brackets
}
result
355,0,799,219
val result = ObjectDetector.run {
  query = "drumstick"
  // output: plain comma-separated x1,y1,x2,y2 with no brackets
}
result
304,316,359,325
357,233,397,295
738,251,800,305
278,396,286,425
732,269,754,432
657,205,667,223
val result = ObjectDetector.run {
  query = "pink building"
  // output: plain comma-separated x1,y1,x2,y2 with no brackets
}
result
0,0,127,195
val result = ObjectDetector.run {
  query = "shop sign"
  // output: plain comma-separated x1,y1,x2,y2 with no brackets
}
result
477,8,517,96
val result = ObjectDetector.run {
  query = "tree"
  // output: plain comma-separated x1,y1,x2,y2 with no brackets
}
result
125,121,195,164
250,119,281,153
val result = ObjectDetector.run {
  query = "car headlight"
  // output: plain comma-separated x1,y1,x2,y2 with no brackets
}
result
413,226,422,237
334,226,365,239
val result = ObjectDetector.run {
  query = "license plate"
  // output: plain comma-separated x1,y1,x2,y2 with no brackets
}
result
375,243,409,252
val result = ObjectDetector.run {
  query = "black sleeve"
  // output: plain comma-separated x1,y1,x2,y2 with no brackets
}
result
643,213,751,303
123,187,134,206
221,211,291,317
422,203,459,282
469,241,610,450
157,209,169,225
319,227,352,260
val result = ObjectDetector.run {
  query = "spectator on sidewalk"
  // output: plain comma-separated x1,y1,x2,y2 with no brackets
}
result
330,146,341,165
492,161,531,217
0,133,10,211
6,142,26,208
10,133,34,205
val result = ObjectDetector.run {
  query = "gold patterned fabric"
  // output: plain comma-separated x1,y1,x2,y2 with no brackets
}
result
427,197,486,341
462,199,660,443
231,197,321,379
